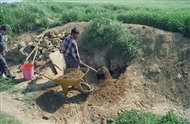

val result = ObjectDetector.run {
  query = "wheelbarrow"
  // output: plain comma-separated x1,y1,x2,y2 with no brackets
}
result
39,68,94,95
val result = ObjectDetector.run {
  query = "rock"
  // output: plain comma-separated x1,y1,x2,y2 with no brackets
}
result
42,113,52,120
42,48,48,54
27,42,35,48
148,64,161,73
17,42,26,49
40,39,50,48
6,53,21,62
39,54,46,61
106,118,114,123
146,63,161,78
13,55,21,62
160,43,169,56
9,46,19,54
52,48,59,52
100,117,107,124
18,47,27,60
53,30,59,36
51,38,58,46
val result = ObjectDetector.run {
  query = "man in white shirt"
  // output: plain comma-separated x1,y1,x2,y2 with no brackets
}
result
0,24,16,79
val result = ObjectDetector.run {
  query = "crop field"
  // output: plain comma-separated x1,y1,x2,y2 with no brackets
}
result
1,0,189,37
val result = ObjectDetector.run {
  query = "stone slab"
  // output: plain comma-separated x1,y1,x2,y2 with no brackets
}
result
49,51,66,74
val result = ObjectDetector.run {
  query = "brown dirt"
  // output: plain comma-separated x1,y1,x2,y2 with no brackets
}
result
58,69,85,80
97,66,113,80
0,22,190,124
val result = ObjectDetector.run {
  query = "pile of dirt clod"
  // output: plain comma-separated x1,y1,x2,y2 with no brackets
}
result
57,69,85,80
87,78,123,106
96,66,113,79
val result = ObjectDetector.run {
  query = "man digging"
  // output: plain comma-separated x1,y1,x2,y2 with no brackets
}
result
60,27,83,68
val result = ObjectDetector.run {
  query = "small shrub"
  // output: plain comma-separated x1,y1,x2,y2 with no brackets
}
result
158,110,190,124
79,17,140,61
108,109,190,124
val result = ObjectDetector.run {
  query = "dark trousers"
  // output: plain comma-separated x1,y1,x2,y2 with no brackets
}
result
64,55,79,68
0,54,12,77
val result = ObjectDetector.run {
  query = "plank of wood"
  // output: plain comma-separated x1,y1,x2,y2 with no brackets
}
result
49,51,66,74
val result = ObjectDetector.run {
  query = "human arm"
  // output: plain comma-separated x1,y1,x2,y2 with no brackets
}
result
71,40,81,63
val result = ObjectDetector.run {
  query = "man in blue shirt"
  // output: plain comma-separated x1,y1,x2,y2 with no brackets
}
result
0,24,16,79
60,27,82,68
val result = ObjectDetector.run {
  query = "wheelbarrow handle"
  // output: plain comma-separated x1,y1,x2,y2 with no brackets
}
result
81,62,98,72
38,72,53,81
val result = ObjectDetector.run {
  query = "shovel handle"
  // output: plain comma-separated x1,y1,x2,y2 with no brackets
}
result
32,48,38,64
81,62,97,72
25,27,49,61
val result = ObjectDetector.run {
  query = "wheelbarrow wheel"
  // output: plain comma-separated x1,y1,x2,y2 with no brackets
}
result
73,82,94,95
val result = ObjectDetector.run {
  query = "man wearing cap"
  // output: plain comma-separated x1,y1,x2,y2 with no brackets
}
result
60,27,82,68
0,24,16,79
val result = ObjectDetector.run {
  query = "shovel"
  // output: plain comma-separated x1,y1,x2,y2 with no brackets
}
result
81,62,98,72
81,62,112,79
22,27,48,65
31,48,38,64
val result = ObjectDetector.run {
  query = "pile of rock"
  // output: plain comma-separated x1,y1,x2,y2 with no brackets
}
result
6,30,68,63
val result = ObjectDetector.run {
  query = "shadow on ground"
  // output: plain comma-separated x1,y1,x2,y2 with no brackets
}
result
35,90,87,113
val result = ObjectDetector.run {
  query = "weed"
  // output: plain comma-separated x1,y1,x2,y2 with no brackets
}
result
0,112,21,124
22,92,38,106
0,77,18,91
107,109,190,124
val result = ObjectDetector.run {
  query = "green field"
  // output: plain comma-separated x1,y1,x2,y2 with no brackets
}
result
0,0,189,37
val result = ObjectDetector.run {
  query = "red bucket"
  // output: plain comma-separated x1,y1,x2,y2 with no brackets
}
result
21,64,34,80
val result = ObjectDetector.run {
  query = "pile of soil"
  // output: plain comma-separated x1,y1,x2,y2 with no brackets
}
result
0,22,189,124
96,66,113,79
57,69,85,80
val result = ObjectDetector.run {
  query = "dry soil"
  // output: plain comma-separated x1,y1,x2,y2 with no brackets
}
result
0,22,190,124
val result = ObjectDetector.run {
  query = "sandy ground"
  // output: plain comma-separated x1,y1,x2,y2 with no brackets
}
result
0,22,190,124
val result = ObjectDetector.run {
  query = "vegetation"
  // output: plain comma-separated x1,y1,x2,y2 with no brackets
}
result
0,0,189,37
108,109,190,124
0,112,21,124
0,77,18,91
79,17,140,61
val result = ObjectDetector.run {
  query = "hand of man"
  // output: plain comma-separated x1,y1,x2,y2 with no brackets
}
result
79,60,83,65
4,46,8,53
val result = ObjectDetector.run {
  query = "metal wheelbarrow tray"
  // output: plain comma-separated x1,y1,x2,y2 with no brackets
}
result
40,68,94,95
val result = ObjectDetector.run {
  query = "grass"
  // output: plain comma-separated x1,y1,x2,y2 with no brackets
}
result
22,92,38,106
0,77,18,91
107,109,190,124
0,79,37,123
0,0,189,37
0,112,21,124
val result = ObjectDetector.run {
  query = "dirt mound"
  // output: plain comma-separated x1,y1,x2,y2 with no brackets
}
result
96,66,113,79
0,22,189,124
87,78,124,106
125,24,190,108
